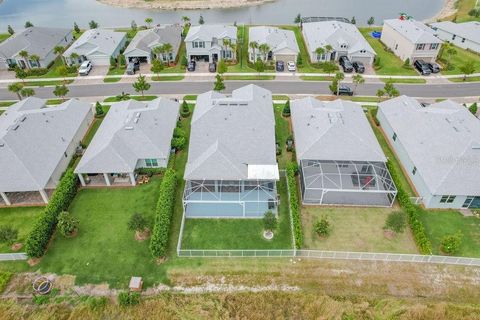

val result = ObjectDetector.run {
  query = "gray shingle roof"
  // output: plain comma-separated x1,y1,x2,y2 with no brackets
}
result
302,21,375,55
384,19,442,44
291,97,386,162
123,25,182,57
0,27,71,60
0,98,92,192
249,26,299,54
184,85,278,181
430,21,480,45
378,96,480,196
185,25,237,42
63,29,126,57
75,98,179,174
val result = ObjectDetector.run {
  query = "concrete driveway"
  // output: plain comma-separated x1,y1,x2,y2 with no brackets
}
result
73,65,110,84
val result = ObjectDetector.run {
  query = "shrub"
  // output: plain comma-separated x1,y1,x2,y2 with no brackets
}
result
118,291,140,306
286,162,303,248
383,211,406,234
263,211,277,231
314,216,331,237
0,226,18,245
469,102,477,115
128,213,148,232
0,272,12,294
180,100,190,118
25,68,49,77
57,211,78,237
149,169,177,258
119,54,126,67
282,100,291,117
95,102,104,117
135,167,165,177
296,54,303,67
33,295,50,305
110,56,117,68
85,296,108,310
255,58,265,72
329,79,338,95
180,55,188,67
441,232,463,255
25,169,78,258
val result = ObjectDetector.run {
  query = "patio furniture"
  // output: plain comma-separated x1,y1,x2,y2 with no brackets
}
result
129,276,143,292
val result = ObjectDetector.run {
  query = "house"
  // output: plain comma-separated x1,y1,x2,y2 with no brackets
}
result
381,18,442,63
183,85,279,218
302,21,375,65
377,96,480,209
185,25,237,62
0,27,73,70
63,29,127,66
291,97,396,207
123,25,183,64
75,98,180,187
0,98,93,206
248,26,299,62
430,21,480,53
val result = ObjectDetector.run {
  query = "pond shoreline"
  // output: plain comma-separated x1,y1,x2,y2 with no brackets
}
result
96,0,275,10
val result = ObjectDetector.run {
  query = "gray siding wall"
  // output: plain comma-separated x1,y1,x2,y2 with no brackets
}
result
433,28,480,54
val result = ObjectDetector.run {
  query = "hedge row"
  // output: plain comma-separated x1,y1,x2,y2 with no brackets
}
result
149,168,177,258
286,162,303,249
386,161,432,254
25,169,79,258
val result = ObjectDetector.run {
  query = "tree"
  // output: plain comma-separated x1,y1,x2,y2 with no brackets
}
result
53,84,69,101
14,67,27,83
352,74,365,95
259,43,270,62
249,41,259,62
110,56,117,68
7,25,14,35
182,16,191,26
89,20,99,29
57,211,78,237
315,47,325,62
145,17,153,28
351,16,356,25
384,81,400,98
254,58,265,72
469,102,478,115
314,216,331,237
383,211,406,234
8,83,23,100
69,53,79,66
73,22,80,34
119,54,126,67
282,100,291,117
18,50,30,69
54,45,65,65
29,54,40,68
441,232,463,255
294,13,302,25
323,61,337,75
376,89,385,99
24,21,34,28
459,60,476,81
150,59,164,79
20,87,35,98
131,20,137,31
132,74,151,97
127,213,149,233
180,100,190,118
199,15,205,25
95,101,104,117
56,65,69,84
162,43,173,65
217,59,227,74
367,16,375,26
334,72,345,95
152,45,164,63
263,211,277,231
0,226,18,245
213,74,225,91
180,55,188,67
329,79,338,95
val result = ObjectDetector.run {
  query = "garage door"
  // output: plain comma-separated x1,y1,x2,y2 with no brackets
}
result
88,56,111,66
127,56,148,63
350,56,373,65
190,55,209,62
275,54,296,62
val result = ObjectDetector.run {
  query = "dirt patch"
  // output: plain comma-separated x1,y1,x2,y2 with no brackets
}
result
65,229,78,238
11,243,23,251
27,258,41,267
97,0,275,10
383,229,396,240
135,229,150,241
426,0,457,22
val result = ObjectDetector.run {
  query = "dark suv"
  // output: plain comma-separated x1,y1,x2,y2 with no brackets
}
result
414,60,431,75
352,61,365,73
339,56,354,73
336,85,354,96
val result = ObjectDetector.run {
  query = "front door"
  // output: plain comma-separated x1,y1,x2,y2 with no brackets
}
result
212,53,218,62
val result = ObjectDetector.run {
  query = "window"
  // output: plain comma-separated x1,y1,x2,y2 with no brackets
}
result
395,44,398,50
392,133,397,141
412,167,417,175
462,38,466,43
193,41,205,48
416,43,426,50
145,159,158,167
317,53,327,61
223,50,232,59
440,195,456,203
462,196,474,208
452,35,456,40
429,43,439,50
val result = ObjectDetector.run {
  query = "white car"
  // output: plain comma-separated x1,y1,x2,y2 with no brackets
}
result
287,61,296,72
78,60,92,76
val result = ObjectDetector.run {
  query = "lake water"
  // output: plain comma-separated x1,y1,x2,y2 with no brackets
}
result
0,0,443,29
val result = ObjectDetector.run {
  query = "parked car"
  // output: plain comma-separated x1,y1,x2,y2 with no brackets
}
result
427,62,440,73
276,61,285,72
187,61,196,72
335,85,354,96
126,62,136,75
352,61,365,73
131,58,140,71
414,60,431,75
209,62,216,73
339,56,354,73
287,61,296,72
78,60,92,76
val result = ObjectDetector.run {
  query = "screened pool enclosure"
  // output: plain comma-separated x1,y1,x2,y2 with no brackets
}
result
299,160,397,207
183,180,278,218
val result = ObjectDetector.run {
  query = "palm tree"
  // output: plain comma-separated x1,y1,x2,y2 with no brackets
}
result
315,47,325,62
70,52,79,66
229,42,237,61
20,87,35,98
259,43,270,62
152,45,164,63
249,41,259,62
334,72,345,96
54,45,65,64
222,38,231,60
162,43,173,65
145,17,153,28
352,74,365,95
18,50,29,69
325,44,334,60
181,16,190,26
29,54,40,68
8,83,23,100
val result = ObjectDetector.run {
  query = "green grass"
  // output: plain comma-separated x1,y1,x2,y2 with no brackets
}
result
181,178,292,250
439,45,480,75
82,119,103,146
183,95,197,101
114,28,138,40
45,99,64,105
227,25,257,73
349,96,384,103
224,75,275,80
381,78,426,84
300,76,334,81
20,80,73,87
0,33,10,43
152,75,184,81
274,103,291,169
418,210,480,257
449,76,480,82
30,57,77,79
302,206,418,253
161,40,187,74
0,101,16,107
0,207,43,253
272,95,289,100
359,28,418,76
103,67,125,82
103,95,157,102
444,0,480,22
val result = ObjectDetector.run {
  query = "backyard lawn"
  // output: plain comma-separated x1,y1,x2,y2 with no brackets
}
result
301,206,418,253
29,57,77,79
0,33,10,43
359,28,417,76
227,25,256,73
181,178,293,250
274,103,292,169
0,207,43,253
439,45,480,75
419,210,480,257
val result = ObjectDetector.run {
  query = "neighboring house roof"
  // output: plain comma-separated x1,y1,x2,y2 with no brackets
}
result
0,98,91,193
378,96,480,196
430,21,480,45
291,97,386,162
123,25,182,57
75,98,179,174
383,19,442,44
184,85,278,181
249,26,299,54
302,21,375,55
185,25,237,42
63,29,126,57
0,27,71,60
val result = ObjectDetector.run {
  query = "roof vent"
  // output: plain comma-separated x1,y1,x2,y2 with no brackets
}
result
125,126,134,130
134,118,139,124
13,125,19,131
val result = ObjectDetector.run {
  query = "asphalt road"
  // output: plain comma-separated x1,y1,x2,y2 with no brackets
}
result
0,80,479,100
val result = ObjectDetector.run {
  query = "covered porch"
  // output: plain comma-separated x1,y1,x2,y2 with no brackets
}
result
0,189,53,207
77,172,136,187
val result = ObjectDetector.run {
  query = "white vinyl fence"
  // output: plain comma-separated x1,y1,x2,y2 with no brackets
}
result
0,253,27,261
